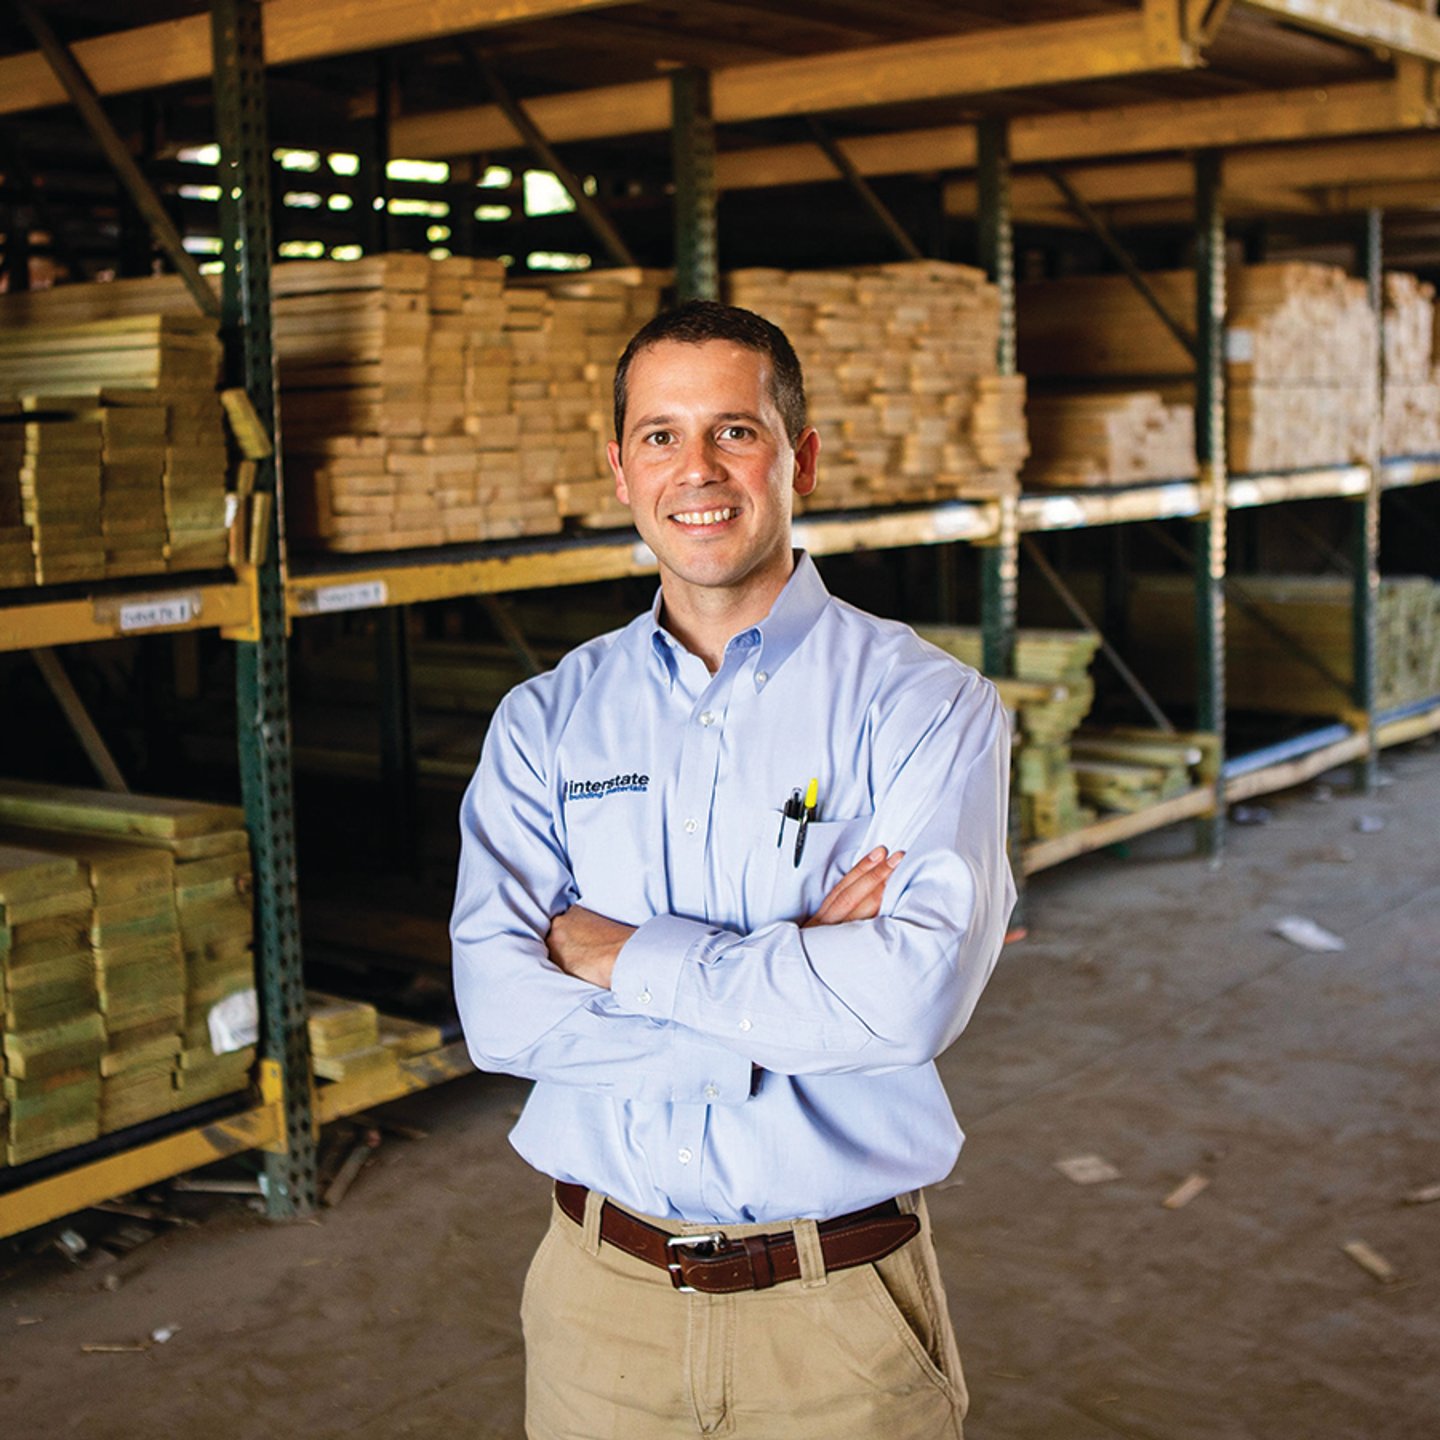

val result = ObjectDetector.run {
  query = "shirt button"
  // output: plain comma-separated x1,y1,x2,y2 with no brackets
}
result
677,1147,693,1165
738,1017,752,1032
637,988,652,1005
756,671,769,687
699,710,716,727
703,1084,719,1100
683,818,698,834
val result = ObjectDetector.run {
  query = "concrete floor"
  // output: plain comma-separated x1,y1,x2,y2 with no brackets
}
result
2,744,1437,1439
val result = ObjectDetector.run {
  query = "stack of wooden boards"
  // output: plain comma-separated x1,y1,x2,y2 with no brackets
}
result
0,782,255,1168
916,626,1100,842
277,256,667,549
1021,392,1195,488
306,991,442,1087
0,282,232,585
1019,263,1378,475
1381,272,1440,457
1070,728,1218,815
1123,573,1440,715
728,262,1028,508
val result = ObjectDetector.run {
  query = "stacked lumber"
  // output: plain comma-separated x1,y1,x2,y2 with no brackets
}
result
1022,391,1196,489
0,403,33,586
1070,728,1218,815
1382,272,1440,457
0,300,230,582
1124,573,1440,716
280,257,666,550
0,845,103,1165
0,782,256,1117
915,626,1100,841
1018,263,1378,474
727,261,1028,508
307,992,398,1084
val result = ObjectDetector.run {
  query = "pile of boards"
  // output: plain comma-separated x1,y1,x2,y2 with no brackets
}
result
1070,728,1219,814
277,256,667,549
728,261,1028,508
1381,272,1440,457
1123,573,1440,716
0,782,255,1168
306,991,442,1086
0,285,231,586
1022,391,1195,489
916,626,1100,842
1018,262,1379,476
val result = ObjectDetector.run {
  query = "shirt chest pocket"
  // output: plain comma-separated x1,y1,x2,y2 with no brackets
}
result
759,809,875,927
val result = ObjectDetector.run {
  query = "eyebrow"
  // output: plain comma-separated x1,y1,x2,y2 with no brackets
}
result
630,410,764,432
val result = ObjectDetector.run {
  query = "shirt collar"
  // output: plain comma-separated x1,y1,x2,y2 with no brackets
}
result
644,551,829,691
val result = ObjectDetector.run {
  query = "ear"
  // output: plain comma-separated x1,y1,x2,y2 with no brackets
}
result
606,439,630,506
791,426,820,498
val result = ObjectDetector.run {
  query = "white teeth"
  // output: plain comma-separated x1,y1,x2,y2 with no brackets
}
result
674,508,736,525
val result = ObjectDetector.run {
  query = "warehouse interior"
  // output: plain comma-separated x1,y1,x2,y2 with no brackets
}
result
0,2,1438,1436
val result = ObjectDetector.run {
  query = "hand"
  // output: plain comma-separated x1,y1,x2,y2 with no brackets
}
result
802,846,904,929
546,904,636,989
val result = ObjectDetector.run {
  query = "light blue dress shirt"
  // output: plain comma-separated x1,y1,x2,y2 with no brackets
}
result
452,553,1015,1224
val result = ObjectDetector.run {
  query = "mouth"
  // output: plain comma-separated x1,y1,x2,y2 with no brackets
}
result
669,506,740,530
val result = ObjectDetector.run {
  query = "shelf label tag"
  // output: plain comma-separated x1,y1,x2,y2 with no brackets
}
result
306,580,388,613
118,595,198,632
932,506,979,538
1225,327,1254,363
630,541,658,568
790,521,816,549
1038,497,1086,528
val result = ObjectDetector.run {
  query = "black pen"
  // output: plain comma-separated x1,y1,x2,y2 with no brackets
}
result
792,778,819,868
776,788,801,846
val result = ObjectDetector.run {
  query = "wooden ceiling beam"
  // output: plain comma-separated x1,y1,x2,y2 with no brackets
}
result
390,9,1200,156
0,0,630,118
1235,0,1440,63
715,79,1435,192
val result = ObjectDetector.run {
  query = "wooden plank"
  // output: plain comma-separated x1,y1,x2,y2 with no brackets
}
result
315,1040,474,1126
1022,786,1217,874
0,0,629,117
391,12,1192,155
1238,0,1440,62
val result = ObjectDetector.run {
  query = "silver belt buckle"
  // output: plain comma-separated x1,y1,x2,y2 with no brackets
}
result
666,1231,728,1293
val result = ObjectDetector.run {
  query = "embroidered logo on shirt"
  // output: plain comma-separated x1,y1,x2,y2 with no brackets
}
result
563,772,650,802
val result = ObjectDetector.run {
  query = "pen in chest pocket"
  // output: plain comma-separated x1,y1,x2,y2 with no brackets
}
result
776,787,802,847
792,777,819,868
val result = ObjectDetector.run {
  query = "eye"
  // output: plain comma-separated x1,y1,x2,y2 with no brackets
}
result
718,424,754,442
642,429,674,447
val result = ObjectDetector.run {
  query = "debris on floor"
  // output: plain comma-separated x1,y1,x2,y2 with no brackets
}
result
1341,1240,1399,1284
1054,1154,1121,1185
1230,804,1272,826
1354,814,1386,834
1271,915,1346,952
1402,1181,1440,1205
1161,1174,1210,1210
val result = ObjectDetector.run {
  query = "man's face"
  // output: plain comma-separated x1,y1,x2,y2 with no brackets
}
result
607,339,819,609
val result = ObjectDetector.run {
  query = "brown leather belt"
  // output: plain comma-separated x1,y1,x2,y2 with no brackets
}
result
555,1181,920,1294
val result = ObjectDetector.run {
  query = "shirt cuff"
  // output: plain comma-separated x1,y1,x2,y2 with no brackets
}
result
611,912,718,1023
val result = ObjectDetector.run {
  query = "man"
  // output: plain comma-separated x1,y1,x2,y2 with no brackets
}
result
452,300,1014,1439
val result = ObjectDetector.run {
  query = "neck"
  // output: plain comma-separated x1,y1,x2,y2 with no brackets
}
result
659,555,796,673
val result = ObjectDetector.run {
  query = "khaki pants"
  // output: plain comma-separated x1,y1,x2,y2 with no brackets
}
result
521,1189,967,1439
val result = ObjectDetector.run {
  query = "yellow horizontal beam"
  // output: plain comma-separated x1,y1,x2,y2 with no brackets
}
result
1381,457,1440,486
392,11,1196,157
0,0,627,118
315,1041,475,1126
722,80,1432,195
1019,483,1203,532
1227,466,1371,506
0,1094,284,1241
1378,696,1440,747
1238,0,1440,62
1023,785,1217,874
0,578,255,653
1224,732,1370,802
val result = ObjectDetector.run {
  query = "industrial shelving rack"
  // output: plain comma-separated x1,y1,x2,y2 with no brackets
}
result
2,0,1439,1239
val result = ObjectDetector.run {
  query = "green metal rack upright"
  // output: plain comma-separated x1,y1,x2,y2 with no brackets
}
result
212,0,318,1217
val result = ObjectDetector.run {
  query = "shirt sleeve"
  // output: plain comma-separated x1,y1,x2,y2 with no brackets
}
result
451,681,754,1106
608,671,1015,1076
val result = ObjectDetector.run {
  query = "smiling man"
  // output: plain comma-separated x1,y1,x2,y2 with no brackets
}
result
452,300,1015,1439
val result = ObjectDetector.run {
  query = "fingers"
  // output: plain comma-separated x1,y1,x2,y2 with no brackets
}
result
804,847,904,928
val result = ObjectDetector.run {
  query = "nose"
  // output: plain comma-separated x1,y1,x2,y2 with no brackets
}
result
679,433,725,485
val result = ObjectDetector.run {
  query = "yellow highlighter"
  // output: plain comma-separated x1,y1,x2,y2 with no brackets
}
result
792,777,819,868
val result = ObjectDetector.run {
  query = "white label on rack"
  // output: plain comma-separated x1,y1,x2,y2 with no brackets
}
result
790,521,816,549
308,580,387,613
1038,497,1086,529
208,988,259,1055
631,541,658,568
1225,327,1254,363
119,595,197,632
933,506,977,537
1227,480,1259,508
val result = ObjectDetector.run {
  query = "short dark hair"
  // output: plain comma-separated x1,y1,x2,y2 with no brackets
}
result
612,299,807,445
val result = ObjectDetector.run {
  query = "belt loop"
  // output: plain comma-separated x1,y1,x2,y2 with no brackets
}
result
897,1189,920,1217
793,1218,827,1288
581,1189,604,1257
